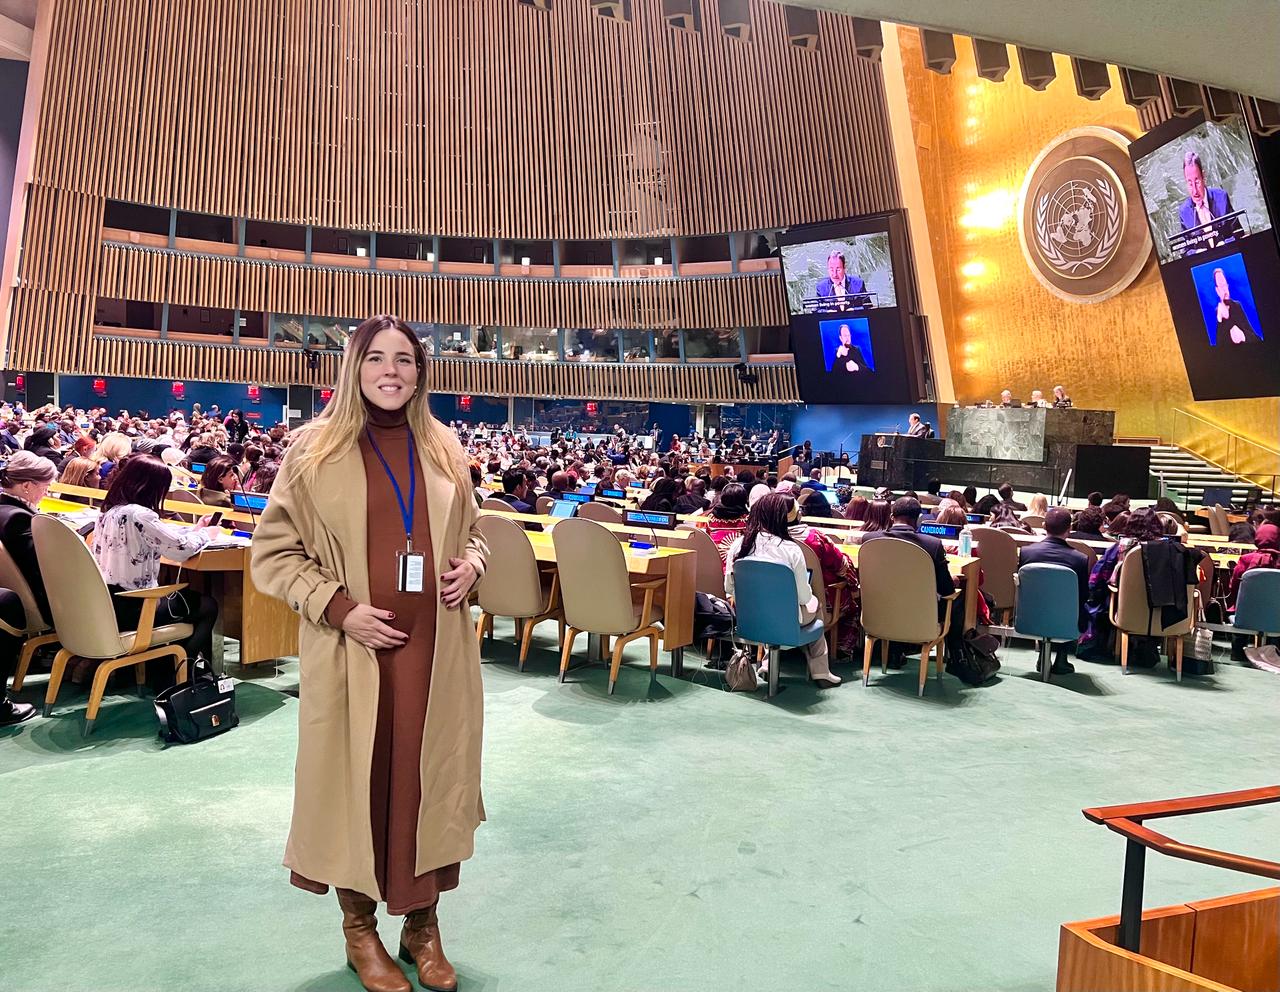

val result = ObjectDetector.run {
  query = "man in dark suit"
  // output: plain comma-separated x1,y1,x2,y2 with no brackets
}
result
1178,152,1233,230
1017,508,1089,674
495,467,534,514
860,497,955,604
997,482,1027,512
814,251,868,310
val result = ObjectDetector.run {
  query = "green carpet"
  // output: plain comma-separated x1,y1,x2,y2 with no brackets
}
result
1,623,1277,992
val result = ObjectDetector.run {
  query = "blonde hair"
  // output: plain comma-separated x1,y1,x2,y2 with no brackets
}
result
287,314,469,497
1027,493,1050,515
97,431,132,463
59,456,101,488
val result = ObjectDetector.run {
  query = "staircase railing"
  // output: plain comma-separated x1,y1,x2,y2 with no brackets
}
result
1170,408,1280,496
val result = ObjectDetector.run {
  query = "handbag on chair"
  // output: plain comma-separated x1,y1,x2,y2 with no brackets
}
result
154,657,239,744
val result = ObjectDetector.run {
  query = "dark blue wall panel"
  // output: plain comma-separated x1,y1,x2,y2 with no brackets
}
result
790,404,939,460
57,375,287,425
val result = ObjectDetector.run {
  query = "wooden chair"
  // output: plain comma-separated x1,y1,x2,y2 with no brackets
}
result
969,525,1018,622
552,517,663,695
0,542,61,692
474,514,563,670
32,516,192,735
858,537,959,696
578,501,624,524
799,541,849,660
1109,545,1200,680
1066,538,1098,574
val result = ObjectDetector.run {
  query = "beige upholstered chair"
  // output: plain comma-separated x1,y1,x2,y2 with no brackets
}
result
678,524,727,598
1020,513,1046,530
535,495,555,515
0,542,60,691
1065,539,1098,574
1109,545,1200,680
481,496,513,512
32,516,192,735
969,526,1018,622
799,541,849,660
858,537,959,696
552,517,664,695
578,501,623,524
1207,505,1231,537
474,514,563,670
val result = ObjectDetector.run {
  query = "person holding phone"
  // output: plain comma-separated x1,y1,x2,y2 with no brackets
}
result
92,455,222,669
251,314,488,992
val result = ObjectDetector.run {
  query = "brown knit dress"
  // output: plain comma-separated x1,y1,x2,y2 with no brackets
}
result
292,405,460,914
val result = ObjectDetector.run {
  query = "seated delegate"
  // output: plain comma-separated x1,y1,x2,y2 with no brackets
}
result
1017,508,1089,674
92,455,223,673
723,493,840,688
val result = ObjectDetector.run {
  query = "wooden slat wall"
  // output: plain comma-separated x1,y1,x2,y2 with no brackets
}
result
29,0,899,238
8,0,901,394
78,334,800,402
85,242,787,329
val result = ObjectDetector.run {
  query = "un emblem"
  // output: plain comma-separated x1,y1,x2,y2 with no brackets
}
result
1017,127,1152,303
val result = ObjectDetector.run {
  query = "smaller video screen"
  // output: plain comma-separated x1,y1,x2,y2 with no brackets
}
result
780,233,897,316
1189,253,1263,347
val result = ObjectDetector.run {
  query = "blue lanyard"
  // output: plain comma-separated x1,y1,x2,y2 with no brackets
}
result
365,428,416,549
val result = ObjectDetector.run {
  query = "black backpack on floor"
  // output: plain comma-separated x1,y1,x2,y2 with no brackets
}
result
693,592,735,643
946,630,1001,687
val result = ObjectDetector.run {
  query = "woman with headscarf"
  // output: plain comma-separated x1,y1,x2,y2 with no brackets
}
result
707,482,749,568
1227,523,1280,608
789,496,859,656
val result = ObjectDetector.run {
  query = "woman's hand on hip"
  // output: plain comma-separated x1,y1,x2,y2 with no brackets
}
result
440,557,477,610
341,604,409,650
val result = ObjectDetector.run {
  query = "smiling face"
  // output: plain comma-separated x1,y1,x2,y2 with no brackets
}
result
360,327,420,411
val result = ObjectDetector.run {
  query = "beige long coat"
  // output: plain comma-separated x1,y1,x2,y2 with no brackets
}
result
250,434,488,899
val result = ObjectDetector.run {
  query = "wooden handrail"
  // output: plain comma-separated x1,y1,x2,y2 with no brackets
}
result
1102,817,1280,881
1083,785,1280,952
1083,785,1280,825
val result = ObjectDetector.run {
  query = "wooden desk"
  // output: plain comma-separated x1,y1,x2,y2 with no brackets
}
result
840,544,982,631
1195,506,1248,524
39,492,296,666
171,545,299,666
517,529,697,658
480,507,702,545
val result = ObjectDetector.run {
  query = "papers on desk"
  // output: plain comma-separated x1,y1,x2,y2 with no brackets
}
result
205,533,252,549
49,507,100,532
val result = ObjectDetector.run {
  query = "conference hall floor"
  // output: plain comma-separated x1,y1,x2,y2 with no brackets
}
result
2,624,1276,992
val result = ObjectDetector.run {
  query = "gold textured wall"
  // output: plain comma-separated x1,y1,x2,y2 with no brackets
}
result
898,28,1279,474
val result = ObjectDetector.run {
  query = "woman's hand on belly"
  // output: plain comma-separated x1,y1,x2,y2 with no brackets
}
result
341,603,410,650
440,557,478,610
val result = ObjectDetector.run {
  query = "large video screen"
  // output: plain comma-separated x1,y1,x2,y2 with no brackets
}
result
780,233,897,316
1130,113,1280,401
1133,116,1274,264
779,214,919,405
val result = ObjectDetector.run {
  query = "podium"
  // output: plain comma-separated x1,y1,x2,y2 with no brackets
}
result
856,434,940,489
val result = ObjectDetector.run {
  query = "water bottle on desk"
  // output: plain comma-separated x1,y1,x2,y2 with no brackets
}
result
958,528,973,557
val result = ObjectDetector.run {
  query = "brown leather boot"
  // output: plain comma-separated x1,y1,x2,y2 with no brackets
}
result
399,903,458,991
336,889,412,992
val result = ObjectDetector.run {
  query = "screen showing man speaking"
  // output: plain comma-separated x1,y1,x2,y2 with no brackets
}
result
780,233,897,316
1133,116,1273,265
1130,111,1280,400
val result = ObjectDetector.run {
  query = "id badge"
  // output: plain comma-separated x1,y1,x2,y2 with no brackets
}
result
397,550,426,593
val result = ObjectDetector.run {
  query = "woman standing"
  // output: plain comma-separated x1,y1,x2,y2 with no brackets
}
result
252,315,488,992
